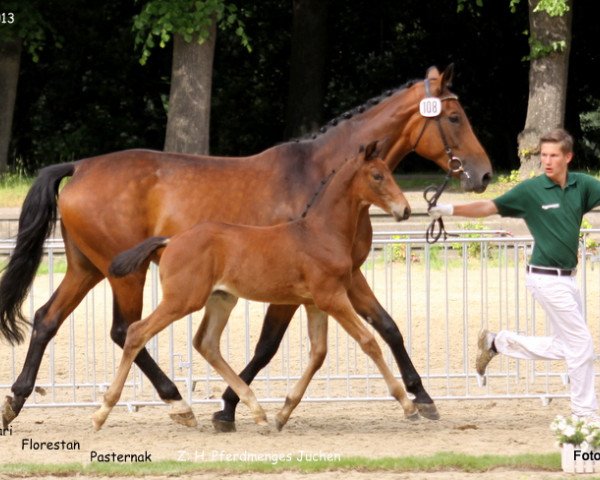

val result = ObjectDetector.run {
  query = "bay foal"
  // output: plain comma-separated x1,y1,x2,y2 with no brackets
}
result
92,143,416,430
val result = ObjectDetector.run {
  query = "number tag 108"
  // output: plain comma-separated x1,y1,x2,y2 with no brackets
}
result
419,98,442,118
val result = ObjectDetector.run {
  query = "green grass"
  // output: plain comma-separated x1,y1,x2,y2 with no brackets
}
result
35,257,68,275
0,172,34,207
0,452,562,476
0,256,68,275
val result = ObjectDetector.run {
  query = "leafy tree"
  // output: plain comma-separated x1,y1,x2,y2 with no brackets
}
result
210,0,292,155
516,0,572,177
284,0,330,138
0,1,47,172
567,1,600,168
10,1,169,170
3,0,598,172
132,0,250,154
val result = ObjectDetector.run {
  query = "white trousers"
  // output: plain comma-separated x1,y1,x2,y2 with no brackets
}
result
494,272,598,416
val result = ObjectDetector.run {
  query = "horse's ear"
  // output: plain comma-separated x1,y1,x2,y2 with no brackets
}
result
426,66,440,80
364,140,379,160
441,63,454,90
426,66,442,96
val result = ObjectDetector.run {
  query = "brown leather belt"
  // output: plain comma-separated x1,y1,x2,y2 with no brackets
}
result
526,265,576,277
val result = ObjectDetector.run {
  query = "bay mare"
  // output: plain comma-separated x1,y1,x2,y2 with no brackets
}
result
0,65,492,431
93,143,415,431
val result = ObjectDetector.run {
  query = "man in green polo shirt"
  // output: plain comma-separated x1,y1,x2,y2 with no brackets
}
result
429,128,600,420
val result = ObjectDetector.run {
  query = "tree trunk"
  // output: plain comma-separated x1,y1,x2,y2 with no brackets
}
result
0,38,22,173
284,0,329,139
164,23,216,155
517,0,573,178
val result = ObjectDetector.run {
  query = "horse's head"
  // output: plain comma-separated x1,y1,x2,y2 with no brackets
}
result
354,141,411,221
415,65,492,192
381,65,492,193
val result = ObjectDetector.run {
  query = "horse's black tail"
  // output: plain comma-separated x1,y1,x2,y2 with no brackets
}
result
109,237,169,278
0,162,76,345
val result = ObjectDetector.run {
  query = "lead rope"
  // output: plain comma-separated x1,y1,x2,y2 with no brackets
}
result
423,158,463,244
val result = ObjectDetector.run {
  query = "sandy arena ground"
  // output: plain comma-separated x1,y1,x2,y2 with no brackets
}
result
0,397,574,479
0,396,570,459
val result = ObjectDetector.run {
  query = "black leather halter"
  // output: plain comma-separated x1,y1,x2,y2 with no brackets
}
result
412,78,465,244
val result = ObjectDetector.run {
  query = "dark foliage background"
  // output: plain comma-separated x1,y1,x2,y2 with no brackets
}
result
7,0,600,172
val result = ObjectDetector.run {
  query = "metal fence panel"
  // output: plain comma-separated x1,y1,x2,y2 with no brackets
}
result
2,230,599,409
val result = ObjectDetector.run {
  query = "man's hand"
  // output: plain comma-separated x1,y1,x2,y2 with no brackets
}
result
428,204,454,219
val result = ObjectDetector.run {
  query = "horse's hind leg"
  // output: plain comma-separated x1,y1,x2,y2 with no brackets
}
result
213,304,297,432
110,275,195,427
275,305,327,431
3,249,102,428
194,293,268,428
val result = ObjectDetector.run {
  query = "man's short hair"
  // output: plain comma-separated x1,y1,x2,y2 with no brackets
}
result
540,128,574,154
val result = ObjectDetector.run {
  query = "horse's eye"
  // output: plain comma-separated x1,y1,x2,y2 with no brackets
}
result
372,173,384,181
448,114,460,124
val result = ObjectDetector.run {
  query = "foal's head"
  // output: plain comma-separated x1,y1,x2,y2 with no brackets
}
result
353,141,411,221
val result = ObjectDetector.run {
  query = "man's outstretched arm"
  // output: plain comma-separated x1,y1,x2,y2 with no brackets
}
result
429,200,498,219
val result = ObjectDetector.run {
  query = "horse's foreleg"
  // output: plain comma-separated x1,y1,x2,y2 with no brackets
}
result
110,276,194,427
347,271,439,420
3,266,102,428
317,290,418,420
93,301,189,431
275,305,327,431
213,304,298,432
194,293,267,428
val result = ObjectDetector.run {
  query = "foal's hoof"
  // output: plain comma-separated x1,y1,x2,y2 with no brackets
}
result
415,402,440,421
274,414,287,432
255,415,269,427
2,396,16,429
405,409,420,421
91,412,106,432
212,411,236,433
169,411,198,428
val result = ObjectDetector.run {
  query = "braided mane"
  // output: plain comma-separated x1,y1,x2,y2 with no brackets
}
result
292,79,419,142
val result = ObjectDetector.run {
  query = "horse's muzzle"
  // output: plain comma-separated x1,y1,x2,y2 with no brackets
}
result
462,167,492,193
391,204,411,221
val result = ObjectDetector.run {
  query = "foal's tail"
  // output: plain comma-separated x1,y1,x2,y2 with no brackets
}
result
0,162,75,345
109,237,169,278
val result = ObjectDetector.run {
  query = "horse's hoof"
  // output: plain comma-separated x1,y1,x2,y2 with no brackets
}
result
91,413,105,432
169,411,198,428
212,411,236,433
274,414,286,432
405,409,420,421
2,396,16,429
255,414,269,427
416,402,440,420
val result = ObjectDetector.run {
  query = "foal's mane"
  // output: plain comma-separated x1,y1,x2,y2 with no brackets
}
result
292,79,419,143
299,165,340,219
299,154,355,218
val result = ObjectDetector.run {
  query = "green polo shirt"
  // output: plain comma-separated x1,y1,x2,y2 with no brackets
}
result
493,173,600,269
